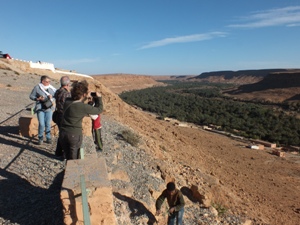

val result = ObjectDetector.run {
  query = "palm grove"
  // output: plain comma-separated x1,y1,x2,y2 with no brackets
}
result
120,81,300,147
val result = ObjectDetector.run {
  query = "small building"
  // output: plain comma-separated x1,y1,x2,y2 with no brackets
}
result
174,122,189,127
272,149,286,157
0,51,12,59
282,146,300,152
249,144,264,150
250,139,276,148
203,125,212,130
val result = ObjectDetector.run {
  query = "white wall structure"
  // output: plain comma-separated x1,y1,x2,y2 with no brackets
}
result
30,61,93,79
55,69,93,79
12,58,93,79
30,61,55,72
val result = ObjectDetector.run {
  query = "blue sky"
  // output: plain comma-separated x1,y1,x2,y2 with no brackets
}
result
1,0,300,75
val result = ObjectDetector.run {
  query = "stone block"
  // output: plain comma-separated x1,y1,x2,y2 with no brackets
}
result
19,115,58,138
272,150,286,157
61,157,116,225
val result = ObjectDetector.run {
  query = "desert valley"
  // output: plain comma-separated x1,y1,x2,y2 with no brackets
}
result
0,58,300,225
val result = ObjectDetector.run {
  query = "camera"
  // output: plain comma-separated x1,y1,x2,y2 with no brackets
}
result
91,92,96,97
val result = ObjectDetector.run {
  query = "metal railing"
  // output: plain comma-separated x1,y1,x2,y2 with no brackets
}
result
79,146,91,225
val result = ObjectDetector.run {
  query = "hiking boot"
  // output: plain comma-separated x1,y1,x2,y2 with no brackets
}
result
46,139,52,144
95,146,103,152
38,140,43,145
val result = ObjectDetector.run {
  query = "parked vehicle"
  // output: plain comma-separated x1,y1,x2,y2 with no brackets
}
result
0,51,12,59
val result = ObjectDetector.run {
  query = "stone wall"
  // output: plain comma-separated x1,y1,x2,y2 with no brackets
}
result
61,158,116,225
19,116,58,137
18,116,92,138
30,61,55,72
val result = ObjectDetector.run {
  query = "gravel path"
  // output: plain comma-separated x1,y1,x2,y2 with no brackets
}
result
0,69,247,225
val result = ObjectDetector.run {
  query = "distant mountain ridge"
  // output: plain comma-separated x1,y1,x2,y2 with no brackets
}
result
195,69,289,79
232,71,300,92
220,70,300,102
152,69,300,103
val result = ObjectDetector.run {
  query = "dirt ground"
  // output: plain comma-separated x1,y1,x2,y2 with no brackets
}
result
96,74,300,225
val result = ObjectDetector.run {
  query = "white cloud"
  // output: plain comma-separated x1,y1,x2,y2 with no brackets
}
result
228,6,300,28
138,32,227,50
287,23,300,27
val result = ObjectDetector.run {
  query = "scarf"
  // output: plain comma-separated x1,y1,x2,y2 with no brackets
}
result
39,83,56,96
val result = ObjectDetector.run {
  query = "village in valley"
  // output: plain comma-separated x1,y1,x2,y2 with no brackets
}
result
161,116,299,159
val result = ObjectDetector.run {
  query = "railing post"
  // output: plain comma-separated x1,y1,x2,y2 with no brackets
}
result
80,146,84,159
80,175,91,225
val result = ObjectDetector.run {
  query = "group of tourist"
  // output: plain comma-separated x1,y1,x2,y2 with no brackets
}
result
29,75,103,160
29,75,185,224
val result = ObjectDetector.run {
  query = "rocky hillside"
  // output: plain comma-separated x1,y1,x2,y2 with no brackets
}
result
92,74,166,94
197,69,287,78
223,71,300,103
193,69,291,84
152,69,300,103
1,58,300,225
92,71,300,225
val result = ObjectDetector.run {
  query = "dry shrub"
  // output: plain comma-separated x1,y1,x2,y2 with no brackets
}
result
121,129,140,147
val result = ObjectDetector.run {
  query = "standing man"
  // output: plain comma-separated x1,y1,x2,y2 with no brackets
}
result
30,75,56,145
54,76,71,158
155,182,185,225
59,80,103,160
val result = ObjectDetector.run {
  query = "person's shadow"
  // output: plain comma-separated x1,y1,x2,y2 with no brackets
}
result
0,168,65,225
0,104,65,224
180,186,198,203
113,192,157,225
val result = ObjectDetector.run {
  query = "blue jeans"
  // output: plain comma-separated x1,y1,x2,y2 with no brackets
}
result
37,110,52,141
168,208,184,225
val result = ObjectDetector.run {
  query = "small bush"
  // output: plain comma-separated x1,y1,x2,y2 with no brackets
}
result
121,129,140,147
6,84,12,87
160,145,167,152
15,71,20,75
212,202,227,216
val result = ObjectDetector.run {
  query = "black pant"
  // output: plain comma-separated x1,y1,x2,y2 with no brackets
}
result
59,130,83,160
55,114,63,156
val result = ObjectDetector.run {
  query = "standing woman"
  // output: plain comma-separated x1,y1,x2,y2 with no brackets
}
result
29,75,56,145
59,80,103,160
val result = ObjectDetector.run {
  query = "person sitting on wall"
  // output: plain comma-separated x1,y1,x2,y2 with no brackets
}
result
29,75,56,145
59,80,103,160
